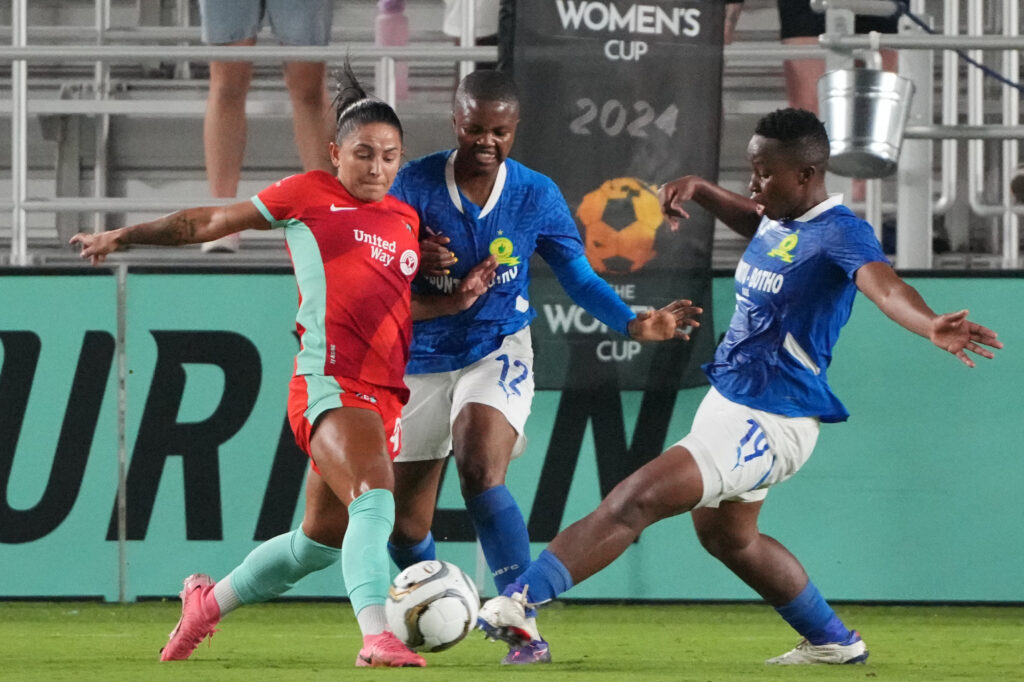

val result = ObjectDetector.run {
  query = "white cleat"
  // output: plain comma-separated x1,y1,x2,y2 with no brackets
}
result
766,631,869,665
476,586,533,647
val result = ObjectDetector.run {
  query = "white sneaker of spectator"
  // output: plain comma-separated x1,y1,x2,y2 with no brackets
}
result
201,233,241,253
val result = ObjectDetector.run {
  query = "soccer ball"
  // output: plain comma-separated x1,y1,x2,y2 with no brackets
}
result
576,177,665,274
385,560,480,652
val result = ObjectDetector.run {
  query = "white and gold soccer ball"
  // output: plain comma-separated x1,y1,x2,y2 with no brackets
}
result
385,560,480,652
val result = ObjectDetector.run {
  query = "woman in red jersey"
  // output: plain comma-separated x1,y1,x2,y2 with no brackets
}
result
72,63,493,668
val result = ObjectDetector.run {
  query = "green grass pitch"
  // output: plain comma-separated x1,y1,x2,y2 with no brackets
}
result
2,601,1021,681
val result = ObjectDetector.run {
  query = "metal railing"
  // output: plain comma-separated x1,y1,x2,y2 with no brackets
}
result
3,0,1023,267
820,0,1023,268
3,0,497,266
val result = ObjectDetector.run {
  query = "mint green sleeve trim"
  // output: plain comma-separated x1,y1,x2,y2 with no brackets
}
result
251,195,282,228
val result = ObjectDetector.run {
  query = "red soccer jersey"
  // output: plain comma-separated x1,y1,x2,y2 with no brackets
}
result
254,170,421,398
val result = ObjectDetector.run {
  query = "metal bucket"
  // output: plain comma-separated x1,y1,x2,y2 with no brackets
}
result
818,68,915,178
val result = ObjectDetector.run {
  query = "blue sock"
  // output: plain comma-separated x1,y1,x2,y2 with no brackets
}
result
387,532,436,570
466,485,531,593
774,581,853,645
502,549,574,605
342,488,394,616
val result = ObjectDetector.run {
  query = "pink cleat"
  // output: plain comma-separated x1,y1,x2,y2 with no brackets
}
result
159,573,220,661
355,630,427,668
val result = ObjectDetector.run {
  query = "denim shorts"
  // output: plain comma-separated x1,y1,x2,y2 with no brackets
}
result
199,0,333,46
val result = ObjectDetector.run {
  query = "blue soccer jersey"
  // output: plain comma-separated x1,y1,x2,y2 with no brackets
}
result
391,150,587,374
705,196,889,422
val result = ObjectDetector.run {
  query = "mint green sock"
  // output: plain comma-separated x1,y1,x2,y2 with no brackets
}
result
342,488,395,617
227,528,340,605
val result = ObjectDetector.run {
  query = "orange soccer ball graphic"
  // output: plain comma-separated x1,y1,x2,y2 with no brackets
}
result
576,177,664,275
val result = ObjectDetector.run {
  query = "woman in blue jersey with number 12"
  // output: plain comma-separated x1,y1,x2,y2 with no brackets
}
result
385,69,702,665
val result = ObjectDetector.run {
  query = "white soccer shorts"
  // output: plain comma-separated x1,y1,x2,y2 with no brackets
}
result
675,387,821,508
395,326,534,462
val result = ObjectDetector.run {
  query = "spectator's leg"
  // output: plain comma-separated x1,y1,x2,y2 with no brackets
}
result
204,38,256,198
283,61,334,174
880,48,898,74
781,36,824,114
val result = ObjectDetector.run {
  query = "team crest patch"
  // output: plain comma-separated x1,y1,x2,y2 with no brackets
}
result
400,249,419,276
767,232,799,263
489,236,520,266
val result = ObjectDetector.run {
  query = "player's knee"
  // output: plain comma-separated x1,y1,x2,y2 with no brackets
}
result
209,71,252,102
456,458,504,498
694,526,727,558
694,524,753,562
391,516,431,547
603,480,661,533
284,72,326,105
345,455,396,499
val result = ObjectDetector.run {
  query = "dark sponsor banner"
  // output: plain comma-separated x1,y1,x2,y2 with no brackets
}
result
513,0,723,389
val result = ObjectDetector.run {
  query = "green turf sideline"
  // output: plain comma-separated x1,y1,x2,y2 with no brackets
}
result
2,601,1021,681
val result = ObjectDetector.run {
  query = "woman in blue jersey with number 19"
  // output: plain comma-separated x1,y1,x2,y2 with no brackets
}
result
476,108,1002,666
385,69,703,665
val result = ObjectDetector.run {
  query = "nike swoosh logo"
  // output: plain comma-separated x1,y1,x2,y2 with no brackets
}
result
330,204,356,212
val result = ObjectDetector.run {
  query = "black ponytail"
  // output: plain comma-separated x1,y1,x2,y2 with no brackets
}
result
332,59,404,144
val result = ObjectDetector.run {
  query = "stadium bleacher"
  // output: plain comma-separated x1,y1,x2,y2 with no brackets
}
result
0,0,469,264
0,0,1020,268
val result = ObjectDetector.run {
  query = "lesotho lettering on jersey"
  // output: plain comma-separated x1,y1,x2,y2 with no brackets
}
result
354,228,396,267
735,259,785,297
556,1,703,62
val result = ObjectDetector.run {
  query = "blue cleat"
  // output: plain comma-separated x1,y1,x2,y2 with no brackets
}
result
502,638,551,665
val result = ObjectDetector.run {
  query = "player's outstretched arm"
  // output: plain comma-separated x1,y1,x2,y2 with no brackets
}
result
627,299,703,341
855,261,1002,368
551,255,701,341
411,255,497,320
70,201,268,265
658,175,762,238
